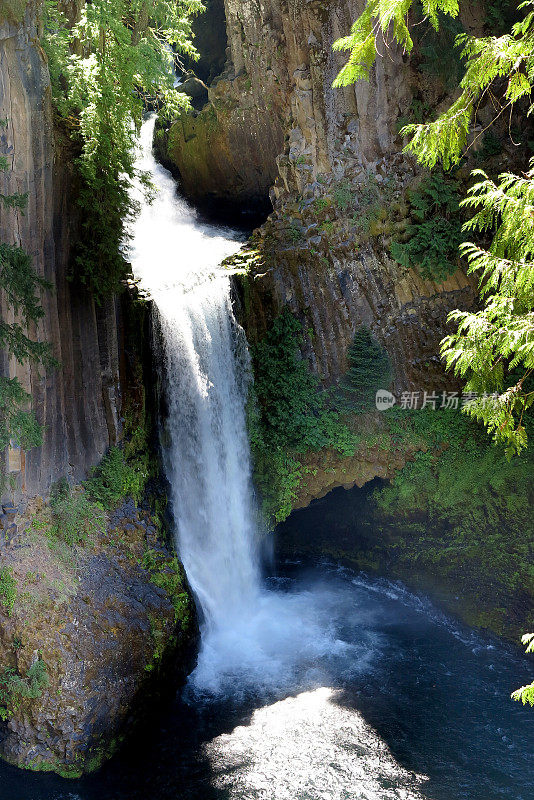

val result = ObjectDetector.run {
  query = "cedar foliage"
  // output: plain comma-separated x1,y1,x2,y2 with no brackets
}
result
334,0,534,457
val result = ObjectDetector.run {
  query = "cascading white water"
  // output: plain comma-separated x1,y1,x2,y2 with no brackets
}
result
130,115,260,620
130,116,357,696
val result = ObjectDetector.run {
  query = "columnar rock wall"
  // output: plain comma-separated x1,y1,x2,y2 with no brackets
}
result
0,1,121,502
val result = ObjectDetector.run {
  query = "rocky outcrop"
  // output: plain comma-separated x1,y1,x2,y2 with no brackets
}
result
160,0,482,519
0,497,195,777
167,69,284,207
188,0,228,84
234,209,474,393
278,458,534,644
0,0,121,504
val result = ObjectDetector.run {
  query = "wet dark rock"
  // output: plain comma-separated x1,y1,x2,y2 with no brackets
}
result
180,71,209,110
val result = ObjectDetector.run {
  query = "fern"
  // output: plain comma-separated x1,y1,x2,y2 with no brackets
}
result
390,172,463,281
441,164,534,456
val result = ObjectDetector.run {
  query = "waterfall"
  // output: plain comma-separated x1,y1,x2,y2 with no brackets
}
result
130,116,345,697
154,275,261,625
130,114,261,618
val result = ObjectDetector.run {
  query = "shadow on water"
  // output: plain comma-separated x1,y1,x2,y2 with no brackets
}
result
0,688,259,800
327,607,534,800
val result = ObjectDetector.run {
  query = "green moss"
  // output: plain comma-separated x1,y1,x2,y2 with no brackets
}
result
142,549,192,629
0,567,17,615
0,0,28,23
362,408,534,639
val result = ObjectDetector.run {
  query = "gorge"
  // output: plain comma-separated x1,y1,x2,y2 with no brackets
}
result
0,0,533,796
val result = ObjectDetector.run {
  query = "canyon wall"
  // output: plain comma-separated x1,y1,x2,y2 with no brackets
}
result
0,0,121,504
167,0,476,393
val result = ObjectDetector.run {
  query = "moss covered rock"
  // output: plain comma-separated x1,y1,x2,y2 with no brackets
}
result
0,496,195,777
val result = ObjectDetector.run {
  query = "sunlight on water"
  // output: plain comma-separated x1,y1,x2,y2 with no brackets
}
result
206,687,427,800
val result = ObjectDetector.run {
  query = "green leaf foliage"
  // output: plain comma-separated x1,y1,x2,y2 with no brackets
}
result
49,486,106,546
441,165,534,456
84,446,148,508
42,0,204,299
248,310,359,524
0,659,49,721
332,0,460,87
390,172,463,281
0,135,55,466
0,567,17,615
0,377,43,451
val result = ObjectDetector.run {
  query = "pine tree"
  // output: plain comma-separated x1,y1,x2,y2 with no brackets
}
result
342,327,392,410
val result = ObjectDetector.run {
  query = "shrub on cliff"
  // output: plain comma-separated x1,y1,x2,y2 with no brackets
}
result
248,309,358,523
390,172,464,282
84,446,147,509
0,659,49,721
0,567,17,615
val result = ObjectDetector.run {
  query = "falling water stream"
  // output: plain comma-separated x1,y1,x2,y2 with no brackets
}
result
1,115,532,800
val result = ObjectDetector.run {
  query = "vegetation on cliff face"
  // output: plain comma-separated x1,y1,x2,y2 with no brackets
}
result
84,446,148,509
389,171,464,282
376,409,533,627
42,0,203,299
248,312,397,524
0,659,49,722
247,310,360,523
0,489,194,775
0,137,56,487
340,327,392,411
